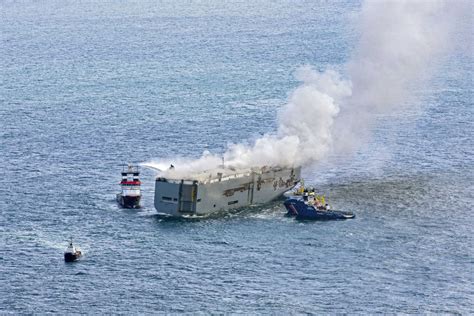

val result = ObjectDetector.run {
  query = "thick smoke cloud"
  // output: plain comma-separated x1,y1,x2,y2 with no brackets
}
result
333,0,465,153
145,0,466,178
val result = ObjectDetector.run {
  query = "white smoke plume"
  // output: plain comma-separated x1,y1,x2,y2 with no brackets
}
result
145,0,466,178
144,68,350,178
333,0,466,153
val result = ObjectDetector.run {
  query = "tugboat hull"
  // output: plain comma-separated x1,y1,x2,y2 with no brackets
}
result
116,194,141,209
284,198,355,220
64,251,81,262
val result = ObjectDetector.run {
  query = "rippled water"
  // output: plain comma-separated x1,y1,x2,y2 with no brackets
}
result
1,1,472,313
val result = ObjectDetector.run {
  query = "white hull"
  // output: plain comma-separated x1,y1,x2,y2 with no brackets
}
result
154,167,301,217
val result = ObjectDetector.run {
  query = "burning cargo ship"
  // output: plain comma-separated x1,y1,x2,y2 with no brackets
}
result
154,166,301,217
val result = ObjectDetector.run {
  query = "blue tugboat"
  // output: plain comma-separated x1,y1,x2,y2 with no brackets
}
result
284,197,355,220
283,182,354,220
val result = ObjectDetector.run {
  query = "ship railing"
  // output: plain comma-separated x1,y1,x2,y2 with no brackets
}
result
157,166,298,185
159,172,253,184
206,172,252,184
159,166,293,184
158,178,196,185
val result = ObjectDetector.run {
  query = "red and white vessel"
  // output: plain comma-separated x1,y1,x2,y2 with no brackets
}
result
116,164,141,208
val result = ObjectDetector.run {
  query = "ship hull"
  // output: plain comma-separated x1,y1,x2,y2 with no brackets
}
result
64,251,81,262
116,194,141,209
154,167,301,217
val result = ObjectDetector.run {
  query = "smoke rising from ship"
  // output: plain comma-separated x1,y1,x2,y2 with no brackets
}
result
145,0,466,177
332,0,465,154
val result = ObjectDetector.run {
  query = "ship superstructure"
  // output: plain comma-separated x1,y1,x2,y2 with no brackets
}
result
154,166,301,217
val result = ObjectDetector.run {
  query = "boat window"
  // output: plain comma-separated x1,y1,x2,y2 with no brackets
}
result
228,200,238,205
162,196,173,201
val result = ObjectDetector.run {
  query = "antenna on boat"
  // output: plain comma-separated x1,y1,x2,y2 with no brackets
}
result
222,156,225,168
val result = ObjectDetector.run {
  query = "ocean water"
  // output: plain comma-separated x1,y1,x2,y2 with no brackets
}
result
1,1,473,314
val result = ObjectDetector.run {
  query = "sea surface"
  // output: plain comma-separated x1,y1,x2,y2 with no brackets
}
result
1,1,473,314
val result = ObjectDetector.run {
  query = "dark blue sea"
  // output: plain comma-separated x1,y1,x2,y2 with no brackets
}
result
1,1,472,314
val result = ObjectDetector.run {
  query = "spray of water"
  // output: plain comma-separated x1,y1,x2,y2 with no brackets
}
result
144,0,466,178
